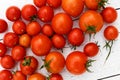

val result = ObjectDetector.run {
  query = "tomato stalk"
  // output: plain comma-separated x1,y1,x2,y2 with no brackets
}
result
116,8,120,10
86,59,96,72
40,59,52,69
30,15,37,21
22,57,31,66
98,0,108,10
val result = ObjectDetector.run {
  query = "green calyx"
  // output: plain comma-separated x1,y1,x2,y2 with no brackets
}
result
86,26,96,33
86,59,96,72
98,0,108,10
40,59,52,70
22,57,31,66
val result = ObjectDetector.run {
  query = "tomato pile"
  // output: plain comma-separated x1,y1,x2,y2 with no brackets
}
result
0,0,119,80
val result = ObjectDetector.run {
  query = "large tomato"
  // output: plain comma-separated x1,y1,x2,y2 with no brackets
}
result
0,70,13,80
28,73,46,80
13,71,27,80
0,19,8,33
62,0,84,17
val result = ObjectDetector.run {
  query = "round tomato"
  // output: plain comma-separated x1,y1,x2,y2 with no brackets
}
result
0,70,13,80
45,51,65,73
6,6,21,21
101,7,117,23
62,0,84,17
33,0,46,8
31,34,52,56
0,42,7,57
20,56,38,75
47,0,62,8
49,73,63,80
0,19,8,33
66,51,88,75
13,71,27,80
1,55,15,69
28,73,46,80
79,10,104,33
52,13,73,35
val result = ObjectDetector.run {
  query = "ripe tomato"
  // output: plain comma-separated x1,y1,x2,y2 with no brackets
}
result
0,70,13,80
21,4,37,21
51,34,66,49
6,6,21,21
12,20,26,35
1,55,15,69
28,73,46,80
38,6,54,22
62,0,84,17
66,51,88,75
104,25,119,40
3,32,19,48
79,10,104,33
31,34,52,56
11,45,26,61
84,42,99,57
68,28,84,46
52,13,73,35
0,42,7,57
33,0,46,8
0,19,8,33
45,51,65,73
101,7,117,23
49,73,63,80
47,0,62,8
20,56,38,75
26,21,41,36
13,71,27,80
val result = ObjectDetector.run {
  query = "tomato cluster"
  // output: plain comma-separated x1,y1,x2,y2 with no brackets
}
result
0,0,119,80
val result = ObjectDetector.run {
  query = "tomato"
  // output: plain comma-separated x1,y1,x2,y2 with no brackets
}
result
28,73,46,80
0,42,7,57
12,20,26,35
104,25,119,40
84,42,99,57
68,28,84,46
66,51,88,75
0,70,13,80
38,6,54,22
1,55,15,69
3,32,19,48
26,21,41,36
19,34,31,47
47,0,62,8
13,71,27,80
31,34,52,56
21,4,37,21
79,10,104,33
52,13,73,35
45,51,65,73
11,45,26,61
101,7,117,23
50,73,63,80
0,19,8,33
33,0,46,8
20,56,38,75
51,34,66,49
6,6,21,21
62,0,84,17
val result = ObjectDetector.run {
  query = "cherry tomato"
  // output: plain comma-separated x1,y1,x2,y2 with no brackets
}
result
0,42,7,57
62,0,84,17
47,0,62,8
101,7,117,23
31,34,52,56
0,19,8,33
52,13,73,35
1,55,15,69
28,73,46,80
38,6,54,22
13,71,27,80
50,73,63,80
0,70,13,80
20,56,38,75
33,0,46,8
6,6,21,21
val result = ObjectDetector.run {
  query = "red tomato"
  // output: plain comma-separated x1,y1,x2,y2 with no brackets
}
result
68,28,84,46
0,42,7,57
45,51,65,73
62,0,84,17
101,7,117,23
28,73,46,80
6,6,21,21
84,42,99,57
26,21,41,36
21,4,37,21
0,19,8,33
66,51,88,75
1,55,15,69
13,71,27,80
20,56,38,75
47,0,62,8
0,70,13,80
50,73,63,80
12,20,26,35
33,0,46,8
104,25,119,40
79,10,104,33
52,34,66,49
31,34,52,56
11,45,26,61
38,6,54,22
3,32,19,48
52,13,73,35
